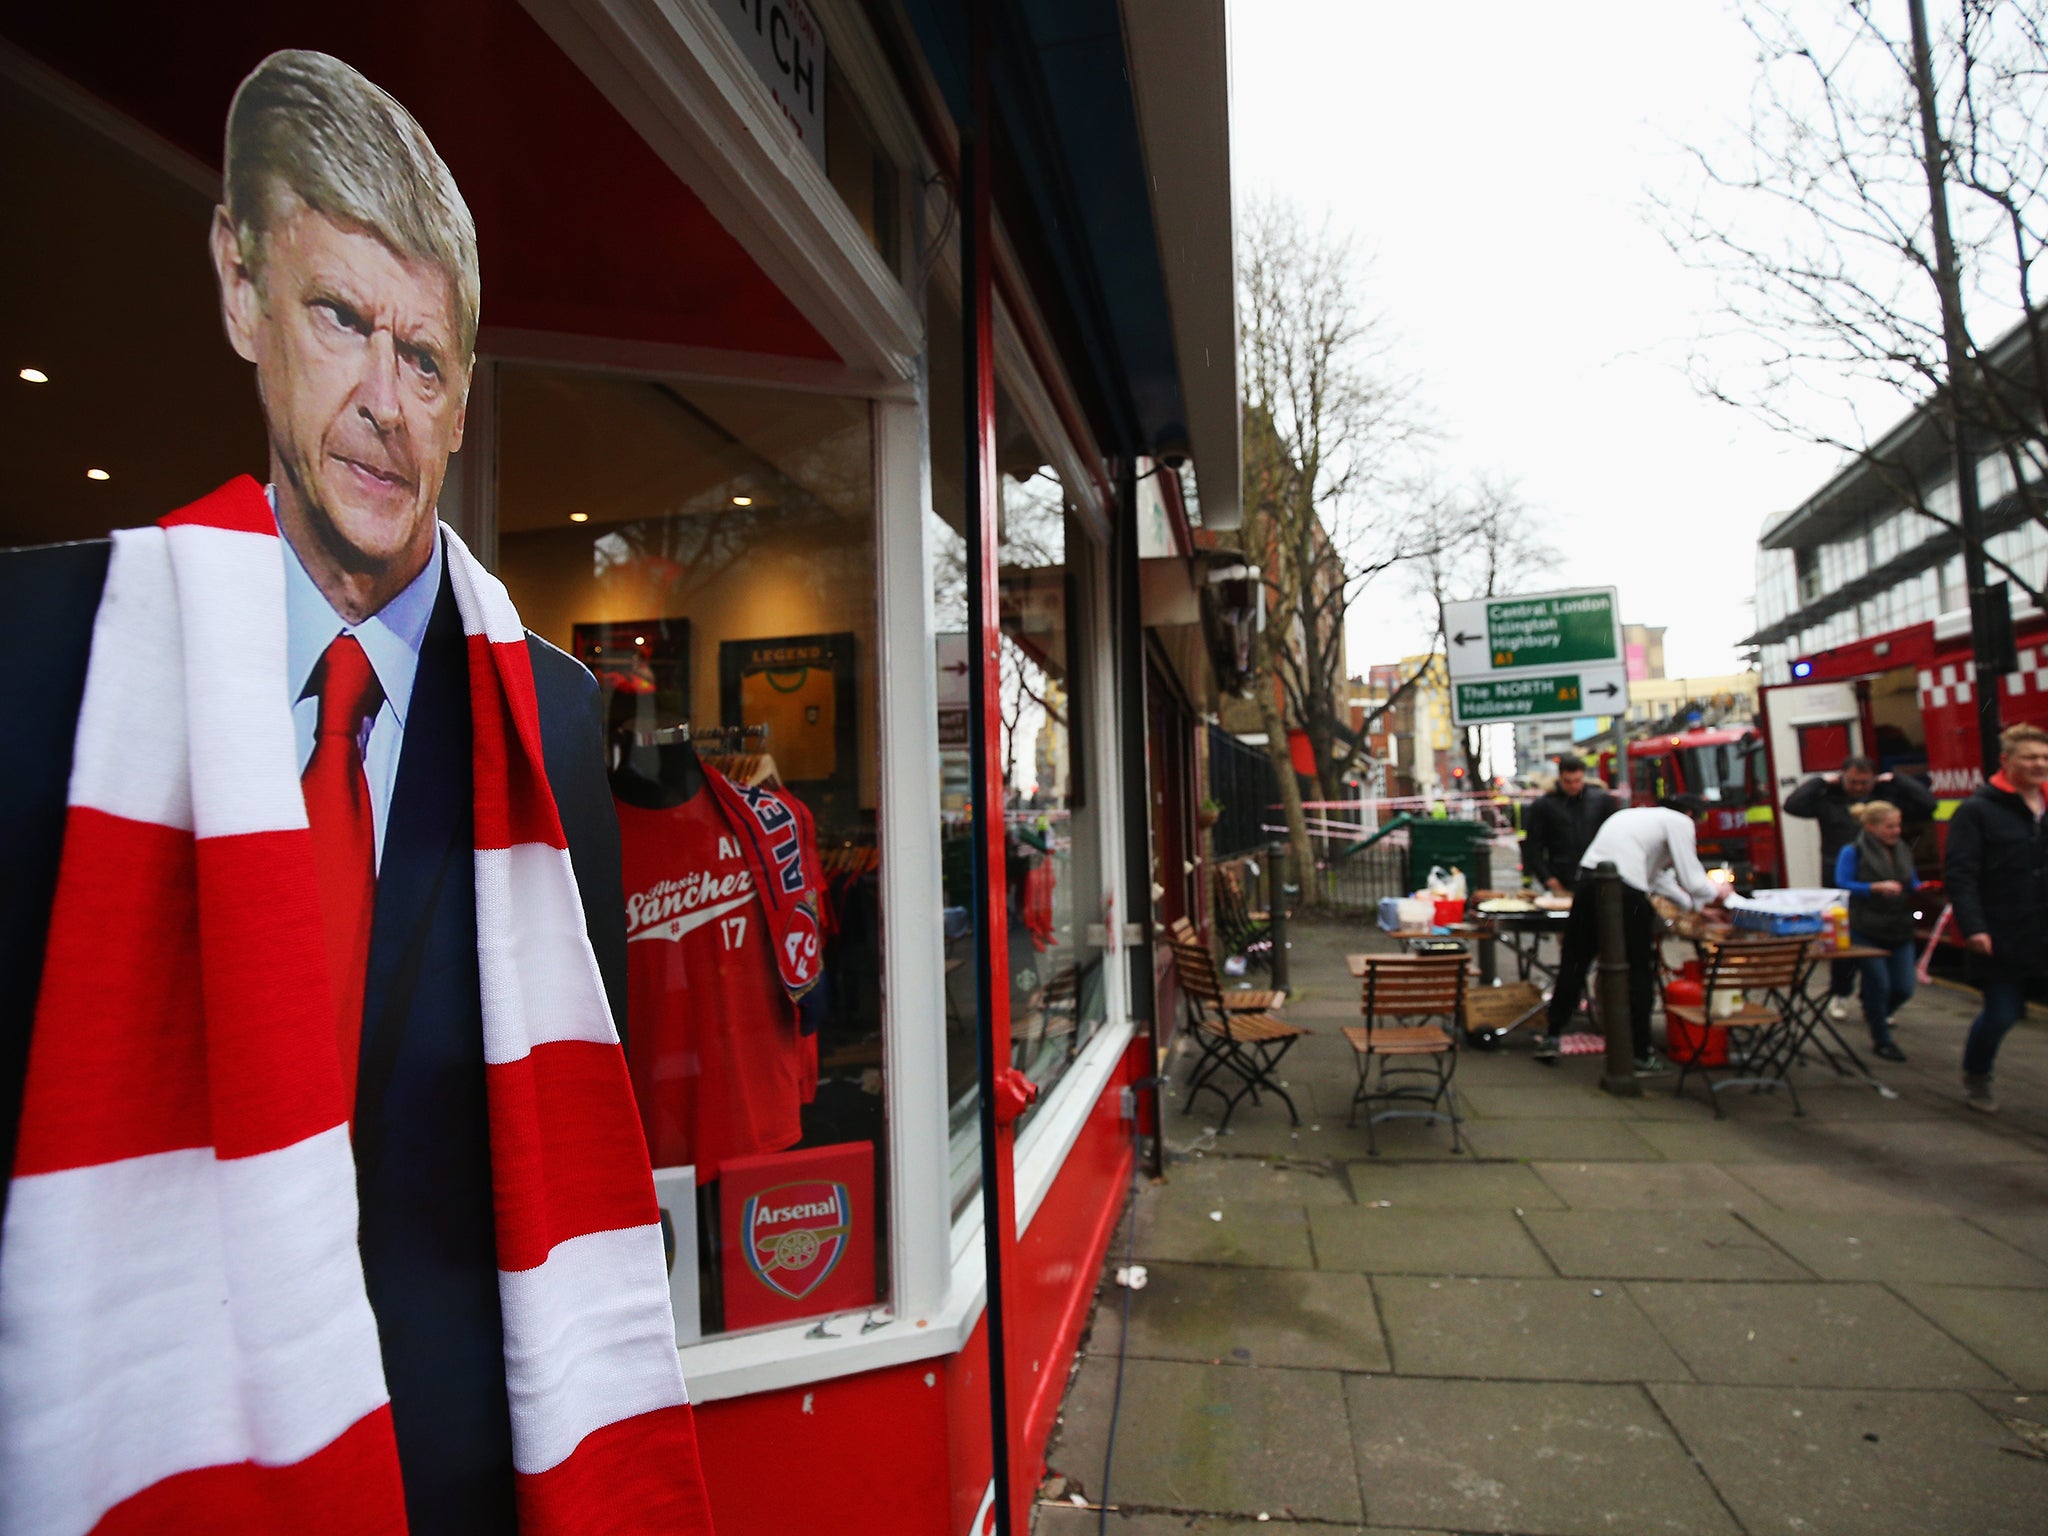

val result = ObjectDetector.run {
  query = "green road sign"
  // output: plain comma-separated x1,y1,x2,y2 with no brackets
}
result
1484,592,1618,669
1455,673,1589,724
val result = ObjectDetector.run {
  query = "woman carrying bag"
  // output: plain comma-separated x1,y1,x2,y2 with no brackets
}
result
1832,800,1919,1062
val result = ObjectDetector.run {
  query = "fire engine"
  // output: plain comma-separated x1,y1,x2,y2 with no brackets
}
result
1758,605,2048,891
1599,727,1778,885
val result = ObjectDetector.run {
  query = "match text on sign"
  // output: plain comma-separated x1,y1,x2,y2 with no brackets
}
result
1485,594,1616,669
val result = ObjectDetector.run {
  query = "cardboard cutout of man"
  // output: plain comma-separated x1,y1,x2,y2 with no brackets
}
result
0,51,711,1535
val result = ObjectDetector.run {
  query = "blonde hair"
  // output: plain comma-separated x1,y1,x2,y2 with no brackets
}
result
1849,800,1901,827
2001,722,2048,754
222,50,479,364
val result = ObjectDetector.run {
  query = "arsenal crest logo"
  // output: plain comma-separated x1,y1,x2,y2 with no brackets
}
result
742,1179,852,1301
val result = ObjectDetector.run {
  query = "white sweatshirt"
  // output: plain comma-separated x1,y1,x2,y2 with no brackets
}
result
1575,807,1720,910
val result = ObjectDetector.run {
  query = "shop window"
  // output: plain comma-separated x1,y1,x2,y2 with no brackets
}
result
495,363,887,1340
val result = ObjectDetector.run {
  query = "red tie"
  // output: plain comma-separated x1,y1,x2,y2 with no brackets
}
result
303,635,383,1110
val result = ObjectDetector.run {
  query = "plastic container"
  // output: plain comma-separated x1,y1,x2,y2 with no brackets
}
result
1662,968,1728,1066
1433,898,1466,927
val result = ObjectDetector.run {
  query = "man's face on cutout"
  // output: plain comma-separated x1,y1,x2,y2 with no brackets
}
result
213,198,465,596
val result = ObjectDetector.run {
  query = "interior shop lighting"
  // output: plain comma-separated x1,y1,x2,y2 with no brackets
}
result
86,468,110,481
19,367,48,383
568,511,589,523
731,495,753,506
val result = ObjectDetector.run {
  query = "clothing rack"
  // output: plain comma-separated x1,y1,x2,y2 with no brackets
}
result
623,722,771,750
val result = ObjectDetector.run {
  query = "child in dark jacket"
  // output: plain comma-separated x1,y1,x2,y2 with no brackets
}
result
1833,800,1919,1062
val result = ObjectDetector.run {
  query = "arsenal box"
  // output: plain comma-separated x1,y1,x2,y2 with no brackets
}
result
719,1141,876,1330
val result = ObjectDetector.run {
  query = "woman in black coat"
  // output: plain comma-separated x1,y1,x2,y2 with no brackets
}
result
1943,724,2048,1112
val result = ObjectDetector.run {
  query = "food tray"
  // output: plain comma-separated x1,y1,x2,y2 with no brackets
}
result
1723,888,1842,937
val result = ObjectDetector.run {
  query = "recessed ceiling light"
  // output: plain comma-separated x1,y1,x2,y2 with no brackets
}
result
634,636,646,647
568,511,589,523
86,468,110,481
732,495,753,507
19,367,48,384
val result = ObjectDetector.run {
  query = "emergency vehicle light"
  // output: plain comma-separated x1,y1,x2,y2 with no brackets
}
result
1791,660,1813,678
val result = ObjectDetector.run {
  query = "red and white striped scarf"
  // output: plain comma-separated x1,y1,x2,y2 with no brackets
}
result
0,478,714,1535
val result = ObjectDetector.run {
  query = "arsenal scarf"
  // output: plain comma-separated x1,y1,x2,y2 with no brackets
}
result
703,768,825,1002
0,479,714,1536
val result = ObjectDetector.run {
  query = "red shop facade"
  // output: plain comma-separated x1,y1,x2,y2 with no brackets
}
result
0,1,1238,1531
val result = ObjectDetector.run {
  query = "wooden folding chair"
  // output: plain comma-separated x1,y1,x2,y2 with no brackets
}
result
1166,921,1307,1130
1346,954,1466,1155
1664,936,1812,1118
1212,861,1273,968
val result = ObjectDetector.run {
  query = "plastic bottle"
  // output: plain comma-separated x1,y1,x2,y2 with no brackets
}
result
1830,902,1851,950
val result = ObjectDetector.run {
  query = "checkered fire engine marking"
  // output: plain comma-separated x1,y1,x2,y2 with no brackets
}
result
1920,646,2044,708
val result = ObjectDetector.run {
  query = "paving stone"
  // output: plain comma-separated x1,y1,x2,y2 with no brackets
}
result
1309,1206,1555,1277
1343,1161,1563,1211
1464,1119,1666,1161
1458,1084,1640,1120
1914,1161,2048,1214
1966,1212,2048,1263
1134,1197,1315,1269
1087,1263,1390,1372
1524,1210,1811,1281
1155,1151,1357,1207
1650,1384,2048,1536
1373,1275,1690,1381
1825,1118,2048,1165
1745,1212,2048,1286
1624,1117,1864,1163
1034,1512,1376,1535
1531,1161,1767,1212
1771,1083,1945,1120
1896,1284,2048,1389
1045,1357,1362,1524
1724,1161,1961,1215
1628,1281,2004,1388
1344,1377,1738,1536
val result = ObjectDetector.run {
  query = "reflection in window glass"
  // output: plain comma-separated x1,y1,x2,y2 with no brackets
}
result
931,380,1108,1213
497,365,886,1339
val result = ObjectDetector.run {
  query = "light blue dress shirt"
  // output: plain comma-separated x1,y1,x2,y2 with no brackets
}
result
278,507,445,870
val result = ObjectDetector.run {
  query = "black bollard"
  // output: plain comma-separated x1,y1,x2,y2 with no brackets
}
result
1589,860,1642,1097
1267,840,1290,992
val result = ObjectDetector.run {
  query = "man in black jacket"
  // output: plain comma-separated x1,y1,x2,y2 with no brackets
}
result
1784,755,1937,1014
1521,755,1616,894
1944,723,2048,1113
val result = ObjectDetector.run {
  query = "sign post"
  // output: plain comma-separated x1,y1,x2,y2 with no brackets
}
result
1444,586,1629,729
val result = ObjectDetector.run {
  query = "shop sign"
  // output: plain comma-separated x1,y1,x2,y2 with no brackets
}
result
1444,586,1622,679
719,0,828,172
720,1141,875,1328
1452,664,1630,726
938,707,971,750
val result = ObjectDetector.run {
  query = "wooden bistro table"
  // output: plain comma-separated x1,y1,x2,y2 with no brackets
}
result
1689,929,1897,1094
1351,949,1546,1046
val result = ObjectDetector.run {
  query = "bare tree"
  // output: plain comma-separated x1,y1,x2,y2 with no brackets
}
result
1659,0,2048,605
1407,476,1563,784
1238,199,1438,899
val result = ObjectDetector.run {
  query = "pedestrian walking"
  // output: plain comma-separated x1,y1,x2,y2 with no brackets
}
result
1832,800,1919,1062
1521,754,1617,895
1943,723,2048,1113
1785,756,1936,1021
1534,804,1725,1072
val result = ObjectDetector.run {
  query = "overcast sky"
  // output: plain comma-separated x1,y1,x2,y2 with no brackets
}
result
1230,1,1852,682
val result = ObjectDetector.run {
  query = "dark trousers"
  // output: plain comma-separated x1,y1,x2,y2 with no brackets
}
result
1545,884,1657,1057
1850,933,1915,1047
1963,977,2030,1078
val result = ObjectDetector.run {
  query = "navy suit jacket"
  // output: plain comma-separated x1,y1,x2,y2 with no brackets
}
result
0,536,629,1534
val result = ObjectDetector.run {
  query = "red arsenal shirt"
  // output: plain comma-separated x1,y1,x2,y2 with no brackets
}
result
619,793,806,1178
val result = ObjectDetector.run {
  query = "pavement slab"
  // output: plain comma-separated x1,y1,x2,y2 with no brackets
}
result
1623,1117,1865,1163
1524,1210,1812,1281
1744,1211,2048,1286
1455,1119,1666,1162
1088,1263,1391,1372
1373,1275,1692,1382
1308,1206,1555,1277
1034,1512,1378,1535
1965,1211,2048,1263
1154,1153,1357,1208
1628,1280,2005,1388
1723,1160,1962,1215
1343,1377,1738,1536
1457,1084,1641,1120
1134,1197,1316,1270
1530,1161,1767,1212
1046,1357,1362,1524
1343,1161,1563,1211
1896,1284,2048,1389
1650,1384,2048,1536
1822,1118,2048,1165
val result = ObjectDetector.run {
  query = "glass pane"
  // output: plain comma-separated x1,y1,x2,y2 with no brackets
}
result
497,364,886,1339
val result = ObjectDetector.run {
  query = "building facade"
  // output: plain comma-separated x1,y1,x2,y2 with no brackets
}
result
0,2,1237,1530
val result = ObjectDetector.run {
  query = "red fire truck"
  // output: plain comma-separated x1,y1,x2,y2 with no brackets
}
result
1600,727,1778,885
1757,606,2048,890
